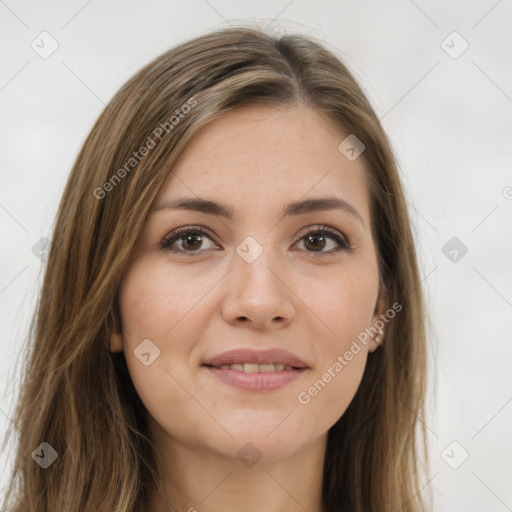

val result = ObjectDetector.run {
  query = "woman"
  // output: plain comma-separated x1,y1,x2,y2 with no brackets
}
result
2,26,429,511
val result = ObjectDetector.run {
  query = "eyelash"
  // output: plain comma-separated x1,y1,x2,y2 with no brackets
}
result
159,225,350,257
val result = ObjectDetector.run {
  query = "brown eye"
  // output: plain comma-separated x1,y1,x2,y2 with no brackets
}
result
161,227,217,254
294,226,350,254
304,233,329,251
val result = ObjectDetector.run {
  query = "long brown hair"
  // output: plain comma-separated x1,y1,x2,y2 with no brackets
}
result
2,25,429,511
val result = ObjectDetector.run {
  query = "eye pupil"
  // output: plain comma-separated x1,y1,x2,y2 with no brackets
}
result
305,234,326,252
182,233,203,250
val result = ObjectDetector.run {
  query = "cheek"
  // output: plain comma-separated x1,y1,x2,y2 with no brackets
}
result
295,259,379,423
116,265,200,443
116,260,218,423
299,256,379,346
298,350,367,432
118,259,214,343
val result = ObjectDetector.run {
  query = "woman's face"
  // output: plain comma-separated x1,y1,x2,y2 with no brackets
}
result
112,103,385,464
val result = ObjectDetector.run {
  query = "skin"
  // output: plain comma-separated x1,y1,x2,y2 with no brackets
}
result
110,103,387,512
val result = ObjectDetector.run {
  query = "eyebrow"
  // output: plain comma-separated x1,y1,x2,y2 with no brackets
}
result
152,196,364,225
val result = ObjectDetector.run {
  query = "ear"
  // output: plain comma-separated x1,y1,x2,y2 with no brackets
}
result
368,286,388,354
108,302,124,353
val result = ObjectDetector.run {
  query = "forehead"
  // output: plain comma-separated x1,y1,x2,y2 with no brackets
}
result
153,103,371,223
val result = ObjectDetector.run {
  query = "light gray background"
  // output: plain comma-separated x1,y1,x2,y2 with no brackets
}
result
1,1,511,510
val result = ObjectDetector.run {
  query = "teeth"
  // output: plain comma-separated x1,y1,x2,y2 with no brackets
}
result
216,363,296,372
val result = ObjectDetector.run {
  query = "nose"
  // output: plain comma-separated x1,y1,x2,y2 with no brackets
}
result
221,245,296,330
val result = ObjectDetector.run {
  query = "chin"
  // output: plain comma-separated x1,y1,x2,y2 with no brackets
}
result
218,426,311,465
224,436,303,466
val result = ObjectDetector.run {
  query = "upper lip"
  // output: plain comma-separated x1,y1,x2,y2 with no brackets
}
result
202,349,309,368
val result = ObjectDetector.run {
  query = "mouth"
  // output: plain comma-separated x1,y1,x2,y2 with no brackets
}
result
202,348,309,370
201,348,310,391
203,362,305,372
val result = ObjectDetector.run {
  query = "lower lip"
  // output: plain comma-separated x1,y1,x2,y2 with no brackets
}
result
203,366,307,391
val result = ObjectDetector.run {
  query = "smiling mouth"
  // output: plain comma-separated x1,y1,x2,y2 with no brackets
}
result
202,363,307,391
203,363,304,372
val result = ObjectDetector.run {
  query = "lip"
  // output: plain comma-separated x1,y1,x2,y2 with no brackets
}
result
202,348,309,368
204,366,308,391
202,348,310,392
